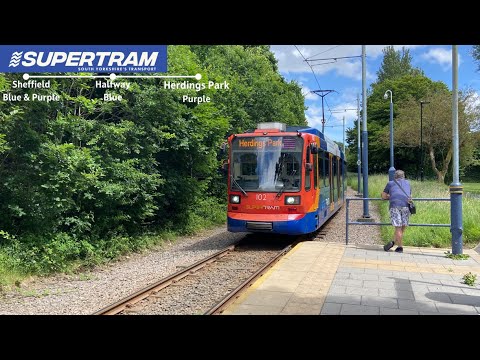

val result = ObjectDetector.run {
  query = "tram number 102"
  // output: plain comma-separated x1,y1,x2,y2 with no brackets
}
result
255,194,267,201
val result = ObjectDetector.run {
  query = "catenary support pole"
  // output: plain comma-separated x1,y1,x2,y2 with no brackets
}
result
343,115,346,199
361,45,370,218
450,45,463,254
420,102,424,181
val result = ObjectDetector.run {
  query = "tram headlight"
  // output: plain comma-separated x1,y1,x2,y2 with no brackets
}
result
230,195,241,204
285,196,300,205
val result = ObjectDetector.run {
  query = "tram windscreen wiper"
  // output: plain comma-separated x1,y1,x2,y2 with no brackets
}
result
275,184,285,198
230,174,248,196
276,169,295,198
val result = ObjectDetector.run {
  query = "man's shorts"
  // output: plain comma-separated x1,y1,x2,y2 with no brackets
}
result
389,206,410,227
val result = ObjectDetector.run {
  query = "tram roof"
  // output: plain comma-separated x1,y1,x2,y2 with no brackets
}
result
286,126,344,160
243,124,344,160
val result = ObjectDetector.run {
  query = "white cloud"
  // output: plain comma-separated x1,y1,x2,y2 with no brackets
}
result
271,45,423,81
465,91,480,114
271,45,363,78
366,45,424,59
338,87,361,103
306,104,323,117
292,46,313,59
305,104,328,131
329,103,358,124
421,47,462,70
465,91,480,131
301,85,318,100
297,75,309,83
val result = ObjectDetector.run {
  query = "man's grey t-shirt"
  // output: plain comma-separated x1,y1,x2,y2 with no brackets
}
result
383,179,411,208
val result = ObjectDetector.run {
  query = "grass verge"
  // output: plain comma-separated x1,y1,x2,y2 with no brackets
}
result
347,174,480,249
0,200,227,289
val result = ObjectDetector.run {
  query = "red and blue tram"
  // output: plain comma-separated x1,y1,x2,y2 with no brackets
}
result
227,122,346,235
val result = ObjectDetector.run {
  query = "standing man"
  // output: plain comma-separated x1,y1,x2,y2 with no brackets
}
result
381,170,412,253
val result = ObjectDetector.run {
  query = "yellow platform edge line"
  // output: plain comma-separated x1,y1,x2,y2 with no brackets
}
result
223,241,306,314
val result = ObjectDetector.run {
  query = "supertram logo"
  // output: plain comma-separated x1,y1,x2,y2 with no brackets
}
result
0,45,167,73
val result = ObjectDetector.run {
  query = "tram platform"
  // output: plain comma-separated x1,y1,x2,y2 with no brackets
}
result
223,241,480,315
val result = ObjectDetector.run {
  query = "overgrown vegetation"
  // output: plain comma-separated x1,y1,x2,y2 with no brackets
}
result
0,45,306,285
345,45,480,268
346,46,480,182
462,272,477,286
347,175,480,248
463,183,480,196
444,251,470,260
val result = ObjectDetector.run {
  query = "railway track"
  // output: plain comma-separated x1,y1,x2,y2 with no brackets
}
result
93,238,297,315
93,244,236,315
204,243,294,315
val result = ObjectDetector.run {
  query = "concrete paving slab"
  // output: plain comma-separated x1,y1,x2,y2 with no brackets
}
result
224,241,480,315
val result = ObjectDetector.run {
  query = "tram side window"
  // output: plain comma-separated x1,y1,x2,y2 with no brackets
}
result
332,157,337,198
338,157,342,198
338,158,342,197
305,161,311,191
313,152,318,189
333,156,340,199
319,151,323,187
320,151,325,187
324,153,330,188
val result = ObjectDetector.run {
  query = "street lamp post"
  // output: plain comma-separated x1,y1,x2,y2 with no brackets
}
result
357,94,362,195
450,45,463,254
420,101,430,181
384,90,395,181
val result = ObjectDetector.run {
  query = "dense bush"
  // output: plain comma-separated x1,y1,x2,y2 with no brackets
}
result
0,46,306,282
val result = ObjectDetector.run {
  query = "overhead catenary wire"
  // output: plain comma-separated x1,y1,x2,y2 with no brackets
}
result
293,45,334,116
329,109,357,123
305,45,342,60
294,45,322,90
294,46,354,136
310,60,337,67
307,55,363,62
330,109,357,112
304,52,363,117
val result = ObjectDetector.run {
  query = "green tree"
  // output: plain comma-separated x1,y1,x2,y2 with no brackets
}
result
190,45,306,134
0,44,307,276
334,141,345,152
472,45,480,71
394,90,479,183
346,74,449,175
376,46,424,83
467,45,480,180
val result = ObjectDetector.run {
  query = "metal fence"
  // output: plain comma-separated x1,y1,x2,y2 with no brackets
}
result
345,197,451,245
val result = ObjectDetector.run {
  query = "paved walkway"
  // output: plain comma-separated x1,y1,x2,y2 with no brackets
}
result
223,242,480,315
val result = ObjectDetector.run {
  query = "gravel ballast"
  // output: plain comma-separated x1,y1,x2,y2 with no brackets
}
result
0,187,383,314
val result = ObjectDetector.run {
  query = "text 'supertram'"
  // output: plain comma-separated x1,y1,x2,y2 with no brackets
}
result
227,122,346,235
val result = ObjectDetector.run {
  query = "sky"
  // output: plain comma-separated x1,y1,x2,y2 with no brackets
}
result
270,45,480,145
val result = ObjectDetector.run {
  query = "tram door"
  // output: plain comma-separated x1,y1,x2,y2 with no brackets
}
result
340,158,344,200
334,156,339,202
305,143,315,208
336,157,341,201
329,153,334,211
313,150,319,209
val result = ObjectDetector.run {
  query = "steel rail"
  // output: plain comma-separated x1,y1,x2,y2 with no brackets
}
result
93,244,236,315
204,242,295,315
